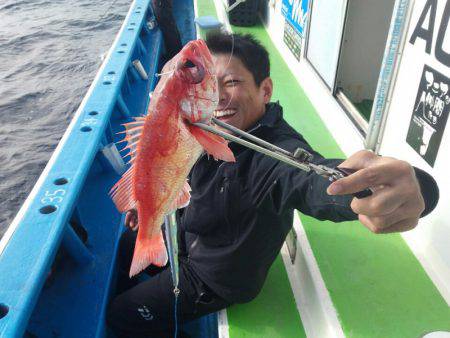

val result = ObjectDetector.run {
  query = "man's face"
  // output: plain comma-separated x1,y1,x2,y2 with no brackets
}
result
212,53,272,131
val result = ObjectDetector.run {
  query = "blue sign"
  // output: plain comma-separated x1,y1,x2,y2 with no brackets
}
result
281,0,309,36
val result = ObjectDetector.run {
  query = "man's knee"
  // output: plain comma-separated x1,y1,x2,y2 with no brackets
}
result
106,295,169,338
106,296,130,336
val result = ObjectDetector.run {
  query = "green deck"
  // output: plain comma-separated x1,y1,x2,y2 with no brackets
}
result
227,257,306,338
197,1,450,337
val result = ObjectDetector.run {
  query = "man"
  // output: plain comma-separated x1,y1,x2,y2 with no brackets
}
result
107,33,439,338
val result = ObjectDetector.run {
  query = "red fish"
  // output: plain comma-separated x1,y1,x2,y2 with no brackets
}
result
110,40,235,277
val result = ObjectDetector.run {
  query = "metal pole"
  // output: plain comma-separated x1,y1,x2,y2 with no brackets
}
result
365,0,411,152
212,117,294,158
193,122,311,172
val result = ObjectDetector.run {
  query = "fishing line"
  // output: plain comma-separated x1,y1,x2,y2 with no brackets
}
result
212,31,236,113
223,30,235,81
173,287,180,338
156,70,176,77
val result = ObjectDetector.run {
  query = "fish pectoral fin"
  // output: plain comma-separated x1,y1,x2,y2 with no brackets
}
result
188,124,236,162
169,180,192,210
129,229,168,277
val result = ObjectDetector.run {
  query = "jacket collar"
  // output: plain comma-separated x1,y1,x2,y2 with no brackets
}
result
226,102,283,155
248,102,283,132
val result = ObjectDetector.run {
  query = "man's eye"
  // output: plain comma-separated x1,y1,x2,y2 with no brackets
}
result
225,80,239,87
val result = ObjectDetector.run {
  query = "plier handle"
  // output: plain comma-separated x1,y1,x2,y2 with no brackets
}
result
193,118,372,199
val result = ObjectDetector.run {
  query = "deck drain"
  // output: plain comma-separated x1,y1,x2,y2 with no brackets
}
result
39,205,56,214
0,304,8,319
54,178,68,186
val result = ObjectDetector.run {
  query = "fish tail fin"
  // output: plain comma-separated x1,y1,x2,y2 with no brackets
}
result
188,124,235,162
129,229,168,277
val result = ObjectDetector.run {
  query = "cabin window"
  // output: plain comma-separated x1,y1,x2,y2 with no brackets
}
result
335,0,396,133
306,0,396,134
305,0,347,89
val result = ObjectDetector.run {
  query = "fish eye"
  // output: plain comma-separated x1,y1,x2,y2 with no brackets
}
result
184,60,196,68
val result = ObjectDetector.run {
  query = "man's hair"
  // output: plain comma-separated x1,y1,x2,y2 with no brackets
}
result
205,32,270,86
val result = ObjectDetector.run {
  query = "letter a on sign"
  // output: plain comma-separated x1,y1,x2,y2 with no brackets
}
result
409,0,438,54
435,0,450,67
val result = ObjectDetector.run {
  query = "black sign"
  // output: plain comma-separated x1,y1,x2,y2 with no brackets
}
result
406,64,450,167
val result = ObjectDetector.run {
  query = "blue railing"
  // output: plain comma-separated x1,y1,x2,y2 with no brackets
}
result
0,0,162,336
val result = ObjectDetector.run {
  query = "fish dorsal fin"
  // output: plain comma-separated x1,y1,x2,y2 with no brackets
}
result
119,117,146,162
169,180,192,211
110,116,147,212
109,165,136,213
188,124,236,162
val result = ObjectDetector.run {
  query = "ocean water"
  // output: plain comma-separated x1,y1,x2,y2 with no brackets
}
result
0,0,131,237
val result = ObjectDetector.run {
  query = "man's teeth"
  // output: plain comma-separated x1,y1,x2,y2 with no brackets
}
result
214,110,235,117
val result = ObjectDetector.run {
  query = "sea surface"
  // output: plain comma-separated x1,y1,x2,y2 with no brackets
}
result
0,0,131,237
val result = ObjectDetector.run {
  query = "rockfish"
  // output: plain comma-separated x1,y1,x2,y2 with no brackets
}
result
110,40,235,277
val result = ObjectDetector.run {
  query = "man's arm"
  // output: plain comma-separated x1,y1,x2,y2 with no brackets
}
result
326,150,439,233
261,135,439,232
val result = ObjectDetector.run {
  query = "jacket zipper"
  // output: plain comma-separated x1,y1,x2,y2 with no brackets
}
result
188,124,262,255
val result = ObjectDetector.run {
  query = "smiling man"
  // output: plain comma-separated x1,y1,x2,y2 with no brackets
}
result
107,33,439,338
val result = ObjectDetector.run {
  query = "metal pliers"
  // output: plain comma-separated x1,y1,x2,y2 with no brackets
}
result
193,118,372,199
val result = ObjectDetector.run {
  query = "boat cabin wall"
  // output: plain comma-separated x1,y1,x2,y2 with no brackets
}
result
260,0,450,304
379,0,450,305
261,0,365,154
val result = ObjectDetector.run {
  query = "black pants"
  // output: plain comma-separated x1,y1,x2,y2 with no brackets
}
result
107,230,231,338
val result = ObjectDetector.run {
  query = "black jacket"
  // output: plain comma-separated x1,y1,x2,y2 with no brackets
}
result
179,102,439,303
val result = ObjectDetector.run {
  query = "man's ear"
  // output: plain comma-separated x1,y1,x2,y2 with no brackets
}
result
260,77,273,104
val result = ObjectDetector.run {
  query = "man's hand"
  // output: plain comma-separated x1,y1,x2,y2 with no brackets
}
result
327,150,425,234
125,209,139,231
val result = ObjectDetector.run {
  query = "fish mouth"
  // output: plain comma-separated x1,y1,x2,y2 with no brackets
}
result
178,58,205,84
